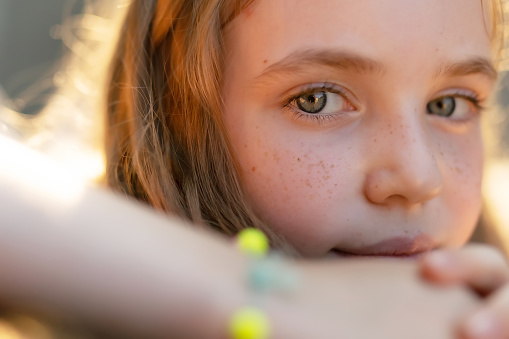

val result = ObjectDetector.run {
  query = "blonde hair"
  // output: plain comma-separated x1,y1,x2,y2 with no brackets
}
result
106,0,506,246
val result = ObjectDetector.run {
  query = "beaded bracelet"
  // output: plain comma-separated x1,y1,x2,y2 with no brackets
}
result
228,228,299,339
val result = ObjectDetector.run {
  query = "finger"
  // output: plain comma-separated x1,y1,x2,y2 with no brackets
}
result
420,245,509,295
458,283,509,339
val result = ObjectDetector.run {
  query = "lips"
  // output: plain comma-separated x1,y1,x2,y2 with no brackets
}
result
330,234,436,258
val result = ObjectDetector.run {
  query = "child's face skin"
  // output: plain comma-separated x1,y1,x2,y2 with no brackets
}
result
223,0,496,257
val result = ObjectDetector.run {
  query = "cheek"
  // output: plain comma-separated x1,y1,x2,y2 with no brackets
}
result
438,130,483,246
232,127,358,253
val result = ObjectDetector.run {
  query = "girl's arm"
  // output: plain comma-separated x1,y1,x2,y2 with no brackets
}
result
0,135,480,338
0,135,248,337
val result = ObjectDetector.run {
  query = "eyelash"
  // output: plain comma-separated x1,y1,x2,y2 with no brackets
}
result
281,85,486,124
449,93,484,111
282,84,353,123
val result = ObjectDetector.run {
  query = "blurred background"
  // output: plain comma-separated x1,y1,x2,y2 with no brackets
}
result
0,0,85,115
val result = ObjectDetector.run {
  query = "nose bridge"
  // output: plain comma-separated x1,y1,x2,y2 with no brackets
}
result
364,105,443,205
386,111,429,167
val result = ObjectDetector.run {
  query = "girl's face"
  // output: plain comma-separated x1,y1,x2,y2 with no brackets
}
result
223,0,496,257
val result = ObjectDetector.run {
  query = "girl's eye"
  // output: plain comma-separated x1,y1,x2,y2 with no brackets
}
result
426,97,456,117
426,95,480,120
289,89,354,115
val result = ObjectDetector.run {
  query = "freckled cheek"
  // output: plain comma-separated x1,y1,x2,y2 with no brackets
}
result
439,134,483,244
238,139,353,226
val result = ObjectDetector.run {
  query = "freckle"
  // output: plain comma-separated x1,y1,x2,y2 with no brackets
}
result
435,48,439,51
455,166,463,174
297,158,301,162
263,59,267,64
334,184,338,187
305,179,312,188
373,138,377,143
330,164,335,168
440,152,444,156
251,166,256,172
264,152,268,157
244,144,247,148
375,185,379,189
390,131,393,134
256,126,259,129
404,230,408,234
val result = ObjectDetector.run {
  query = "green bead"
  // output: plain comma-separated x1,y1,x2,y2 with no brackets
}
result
229,307,270,339
249,259,278,292
237,228,269,258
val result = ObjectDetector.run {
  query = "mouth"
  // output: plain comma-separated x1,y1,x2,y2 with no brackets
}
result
328,235,435,259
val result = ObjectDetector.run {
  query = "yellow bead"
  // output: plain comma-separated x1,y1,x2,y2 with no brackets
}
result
237,228,269,257
229,307,270,339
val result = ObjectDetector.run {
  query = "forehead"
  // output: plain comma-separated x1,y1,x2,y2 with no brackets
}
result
225,0,492,80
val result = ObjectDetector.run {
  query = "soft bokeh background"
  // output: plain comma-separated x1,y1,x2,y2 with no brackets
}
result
0,0,85,114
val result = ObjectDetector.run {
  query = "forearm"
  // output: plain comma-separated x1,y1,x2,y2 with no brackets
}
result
0,136,246,338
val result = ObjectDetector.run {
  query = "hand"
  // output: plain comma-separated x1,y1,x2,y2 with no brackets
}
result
420,244,509,339
268,259,480,339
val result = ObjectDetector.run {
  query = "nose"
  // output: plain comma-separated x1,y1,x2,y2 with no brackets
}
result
363,114,443,207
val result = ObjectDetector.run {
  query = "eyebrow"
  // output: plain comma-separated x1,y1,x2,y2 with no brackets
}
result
253,50,384,83
252,49,497,83
433,57,498,81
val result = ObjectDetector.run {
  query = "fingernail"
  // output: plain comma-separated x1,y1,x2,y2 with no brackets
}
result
463,310,501,339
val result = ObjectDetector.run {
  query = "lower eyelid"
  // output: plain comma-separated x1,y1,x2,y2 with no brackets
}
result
282,105,357,126
285,107,340,123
